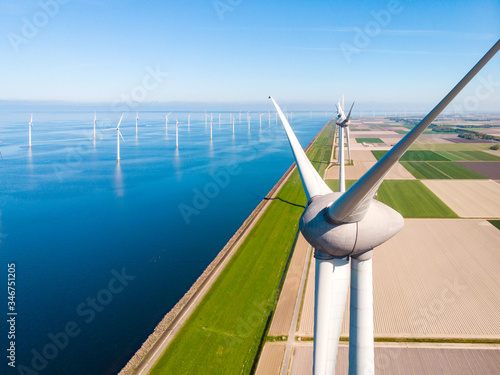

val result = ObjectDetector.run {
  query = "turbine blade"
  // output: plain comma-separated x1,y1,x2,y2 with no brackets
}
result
327,39,500,223
345,102,355,123
119,130,125,142
117,113,124,129
269,96,332,201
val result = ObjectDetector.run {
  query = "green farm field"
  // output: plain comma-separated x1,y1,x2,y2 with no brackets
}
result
401,161,488,179
355,137,384,143
325,179,457,218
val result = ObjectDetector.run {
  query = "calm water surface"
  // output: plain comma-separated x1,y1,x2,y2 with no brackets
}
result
0,106,329,374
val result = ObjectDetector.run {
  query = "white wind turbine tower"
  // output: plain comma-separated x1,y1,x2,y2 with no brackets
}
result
209,113,213,140
175,119,183,148
188,114,191,130
28,114,33,148
165,112,172,131
136,112,139,135
93,112,97,140
270,39,499,375
232,114,235,135
105,114,125,163
247,112,251,131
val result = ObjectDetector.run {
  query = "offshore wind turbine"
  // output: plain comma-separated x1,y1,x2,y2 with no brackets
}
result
28,114,33,148
165,112,172,131
175,119,183,148
105,114,125,163
188,114,190,130
135,112,139,135
93,112,97,140
209,113,213,140
270,39,499,375
247,113,251,131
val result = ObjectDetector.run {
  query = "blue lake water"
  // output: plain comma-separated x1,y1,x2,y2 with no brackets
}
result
0,106,329,375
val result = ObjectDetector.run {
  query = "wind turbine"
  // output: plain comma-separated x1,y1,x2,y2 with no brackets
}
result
335,96,354,192
93,112,97,140
232,114,235,135
209,113,213,140
336,95,354,170
136,112,139,135
247,112,251,132
175,119,183,148
105,114,125,163
28,114,33,148
188,114,190,130
269,39,499,375
165,112,172,131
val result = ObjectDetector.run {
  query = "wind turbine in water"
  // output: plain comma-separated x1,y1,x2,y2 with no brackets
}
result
270,40,499,375
28,114,33,148
136,112,139,135
105,114,125,163
165,112,172,131
336,95,355,192
175,119,183,148
93,112,97,140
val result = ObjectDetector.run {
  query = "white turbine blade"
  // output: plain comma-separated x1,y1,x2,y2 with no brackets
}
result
269,96,332,201
117,113,124,129
345,102,355,123
328,39,500,223
118,130,125,142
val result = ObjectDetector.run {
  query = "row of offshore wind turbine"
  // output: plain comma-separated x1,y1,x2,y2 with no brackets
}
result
270,39,499,375
15,110,291,164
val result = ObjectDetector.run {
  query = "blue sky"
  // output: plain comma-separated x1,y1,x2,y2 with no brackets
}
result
1,0,499,110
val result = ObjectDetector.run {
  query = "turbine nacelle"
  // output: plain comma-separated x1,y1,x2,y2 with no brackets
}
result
300,193,404,258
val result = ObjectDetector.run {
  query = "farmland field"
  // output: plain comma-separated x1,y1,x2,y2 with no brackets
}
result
401,161,488,179
356,137,384,143
325,179,457,218
436,150,500,161
372,150,449,162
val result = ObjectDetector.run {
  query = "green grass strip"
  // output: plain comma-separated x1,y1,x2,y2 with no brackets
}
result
148,124,333,375
356,137,384,143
